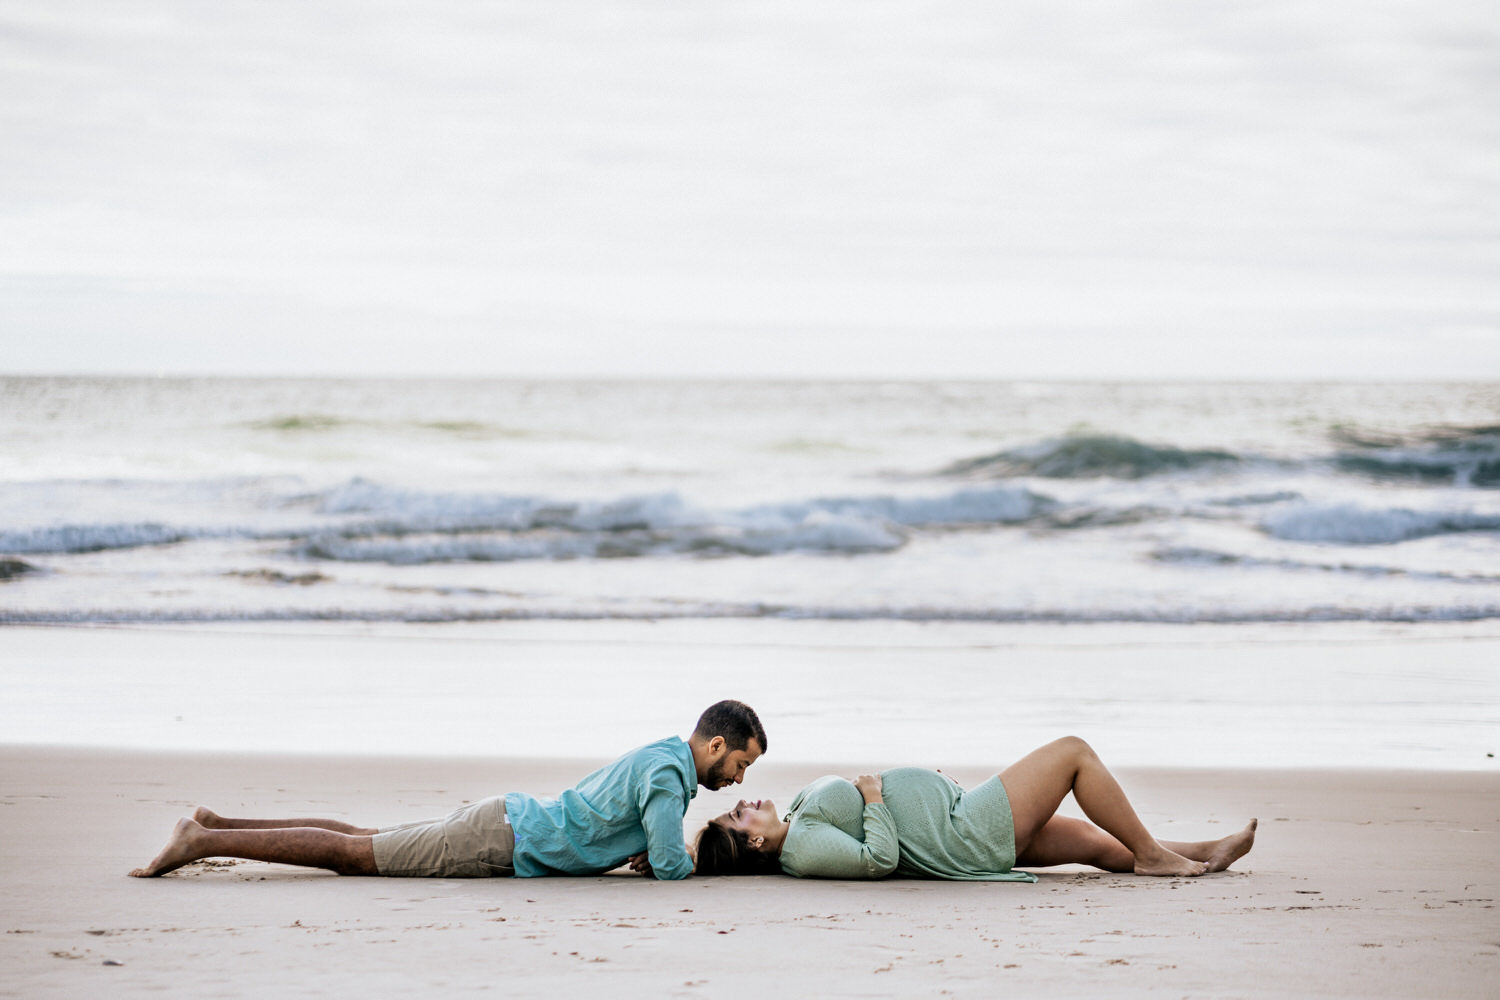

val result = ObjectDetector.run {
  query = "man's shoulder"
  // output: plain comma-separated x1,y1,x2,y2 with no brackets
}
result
621,737,695,798
627,735,691,769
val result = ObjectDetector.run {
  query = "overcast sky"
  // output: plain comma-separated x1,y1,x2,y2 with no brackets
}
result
2,0,1497,379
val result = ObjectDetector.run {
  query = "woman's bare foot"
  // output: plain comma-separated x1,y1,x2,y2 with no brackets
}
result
129,818,207,877
1133,843,1207,877
1204,819,1258,873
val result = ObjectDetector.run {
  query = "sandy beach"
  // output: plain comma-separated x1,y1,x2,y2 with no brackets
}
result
6,0,1497,992
1,622,1496,997
3,744,1496,998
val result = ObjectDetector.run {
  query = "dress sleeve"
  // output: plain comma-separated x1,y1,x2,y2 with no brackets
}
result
783,803,899,879
639,779,693,881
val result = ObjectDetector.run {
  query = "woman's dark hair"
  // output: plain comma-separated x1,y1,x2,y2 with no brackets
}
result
694,820,782,876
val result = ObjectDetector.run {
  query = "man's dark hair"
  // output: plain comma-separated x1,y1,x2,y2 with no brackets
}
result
692,700,766,753
694,820,782,877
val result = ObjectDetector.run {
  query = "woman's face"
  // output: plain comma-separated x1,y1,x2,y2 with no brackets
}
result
714,798,779,849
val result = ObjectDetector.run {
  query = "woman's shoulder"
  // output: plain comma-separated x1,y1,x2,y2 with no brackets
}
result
794,774,855,806
801,774,852,797
791,775,865,825
779,785,858,878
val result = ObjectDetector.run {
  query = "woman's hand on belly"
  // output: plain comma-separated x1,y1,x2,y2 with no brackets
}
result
853,774,884,805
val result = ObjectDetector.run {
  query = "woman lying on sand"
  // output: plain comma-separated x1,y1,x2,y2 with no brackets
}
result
694,736,1256,880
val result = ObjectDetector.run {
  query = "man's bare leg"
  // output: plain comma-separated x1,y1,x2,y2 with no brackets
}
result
1016,814,1258,873
999,736,1209,877
129,819,378,877
193,806,378,836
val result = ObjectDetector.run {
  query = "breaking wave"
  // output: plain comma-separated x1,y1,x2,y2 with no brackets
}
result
943,425,1500,489
0,481,1058,561
1331,424,1500,488
943,434,1241,480
300,516,907,563
1260,503,1500,545
296,483,1056,563
0,522,213,554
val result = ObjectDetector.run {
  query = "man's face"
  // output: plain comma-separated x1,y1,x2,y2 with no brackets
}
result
702,737,763,790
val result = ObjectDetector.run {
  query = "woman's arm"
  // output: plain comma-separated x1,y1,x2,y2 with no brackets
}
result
781,775,898,879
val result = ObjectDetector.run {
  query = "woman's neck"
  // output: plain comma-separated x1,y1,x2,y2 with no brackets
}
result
766,816,791,857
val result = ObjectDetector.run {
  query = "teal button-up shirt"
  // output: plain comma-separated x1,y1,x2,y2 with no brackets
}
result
505,736,699,879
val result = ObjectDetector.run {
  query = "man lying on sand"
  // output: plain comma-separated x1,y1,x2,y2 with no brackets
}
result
130,700,765,881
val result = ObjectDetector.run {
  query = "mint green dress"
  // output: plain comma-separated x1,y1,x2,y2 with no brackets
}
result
778,768,1037,882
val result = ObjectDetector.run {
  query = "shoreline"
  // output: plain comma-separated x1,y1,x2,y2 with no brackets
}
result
4,745,1497,998
11,616,1500,642
3,621,1497,770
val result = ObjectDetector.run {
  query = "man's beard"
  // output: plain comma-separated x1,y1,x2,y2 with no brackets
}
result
704,755,734,788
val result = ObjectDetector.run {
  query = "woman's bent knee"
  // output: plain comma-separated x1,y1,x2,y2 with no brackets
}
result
1052,735,1095,758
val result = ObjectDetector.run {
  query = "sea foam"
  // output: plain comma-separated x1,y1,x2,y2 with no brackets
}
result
0,522,208,554
1261,503,1500,545
294,484,1053,562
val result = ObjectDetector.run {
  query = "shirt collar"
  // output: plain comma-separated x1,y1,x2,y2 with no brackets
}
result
673,735,699,800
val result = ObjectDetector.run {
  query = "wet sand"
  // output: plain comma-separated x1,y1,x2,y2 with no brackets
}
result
2,745,1496,998
5,621,1499,770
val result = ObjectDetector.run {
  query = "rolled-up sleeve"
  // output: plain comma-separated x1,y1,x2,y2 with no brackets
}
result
639,782,693,880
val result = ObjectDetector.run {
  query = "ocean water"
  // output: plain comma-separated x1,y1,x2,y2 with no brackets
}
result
2,377,1498,626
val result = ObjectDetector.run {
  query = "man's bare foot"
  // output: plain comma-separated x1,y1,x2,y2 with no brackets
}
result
128,818,207,877
192,806,223,828
1133,843,1207,877
1204,819,1257,873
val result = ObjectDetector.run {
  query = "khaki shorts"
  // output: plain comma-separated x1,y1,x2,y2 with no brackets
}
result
371,795,516,878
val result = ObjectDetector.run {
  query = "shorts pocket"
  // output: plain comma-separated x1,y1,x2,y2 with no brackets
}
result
440,797,514,877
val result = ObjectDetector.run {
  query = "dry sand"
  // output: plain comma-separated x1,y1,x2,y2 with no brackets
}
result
1,746,1496,998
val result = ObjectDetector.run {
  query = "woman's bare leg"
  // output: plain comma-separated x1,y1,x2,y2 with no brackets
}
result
193,806,378,836
129,818,378,878
1165,821,1258,872
1015,815,1135,872
1017,815,1258,873
999,736,1206,877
